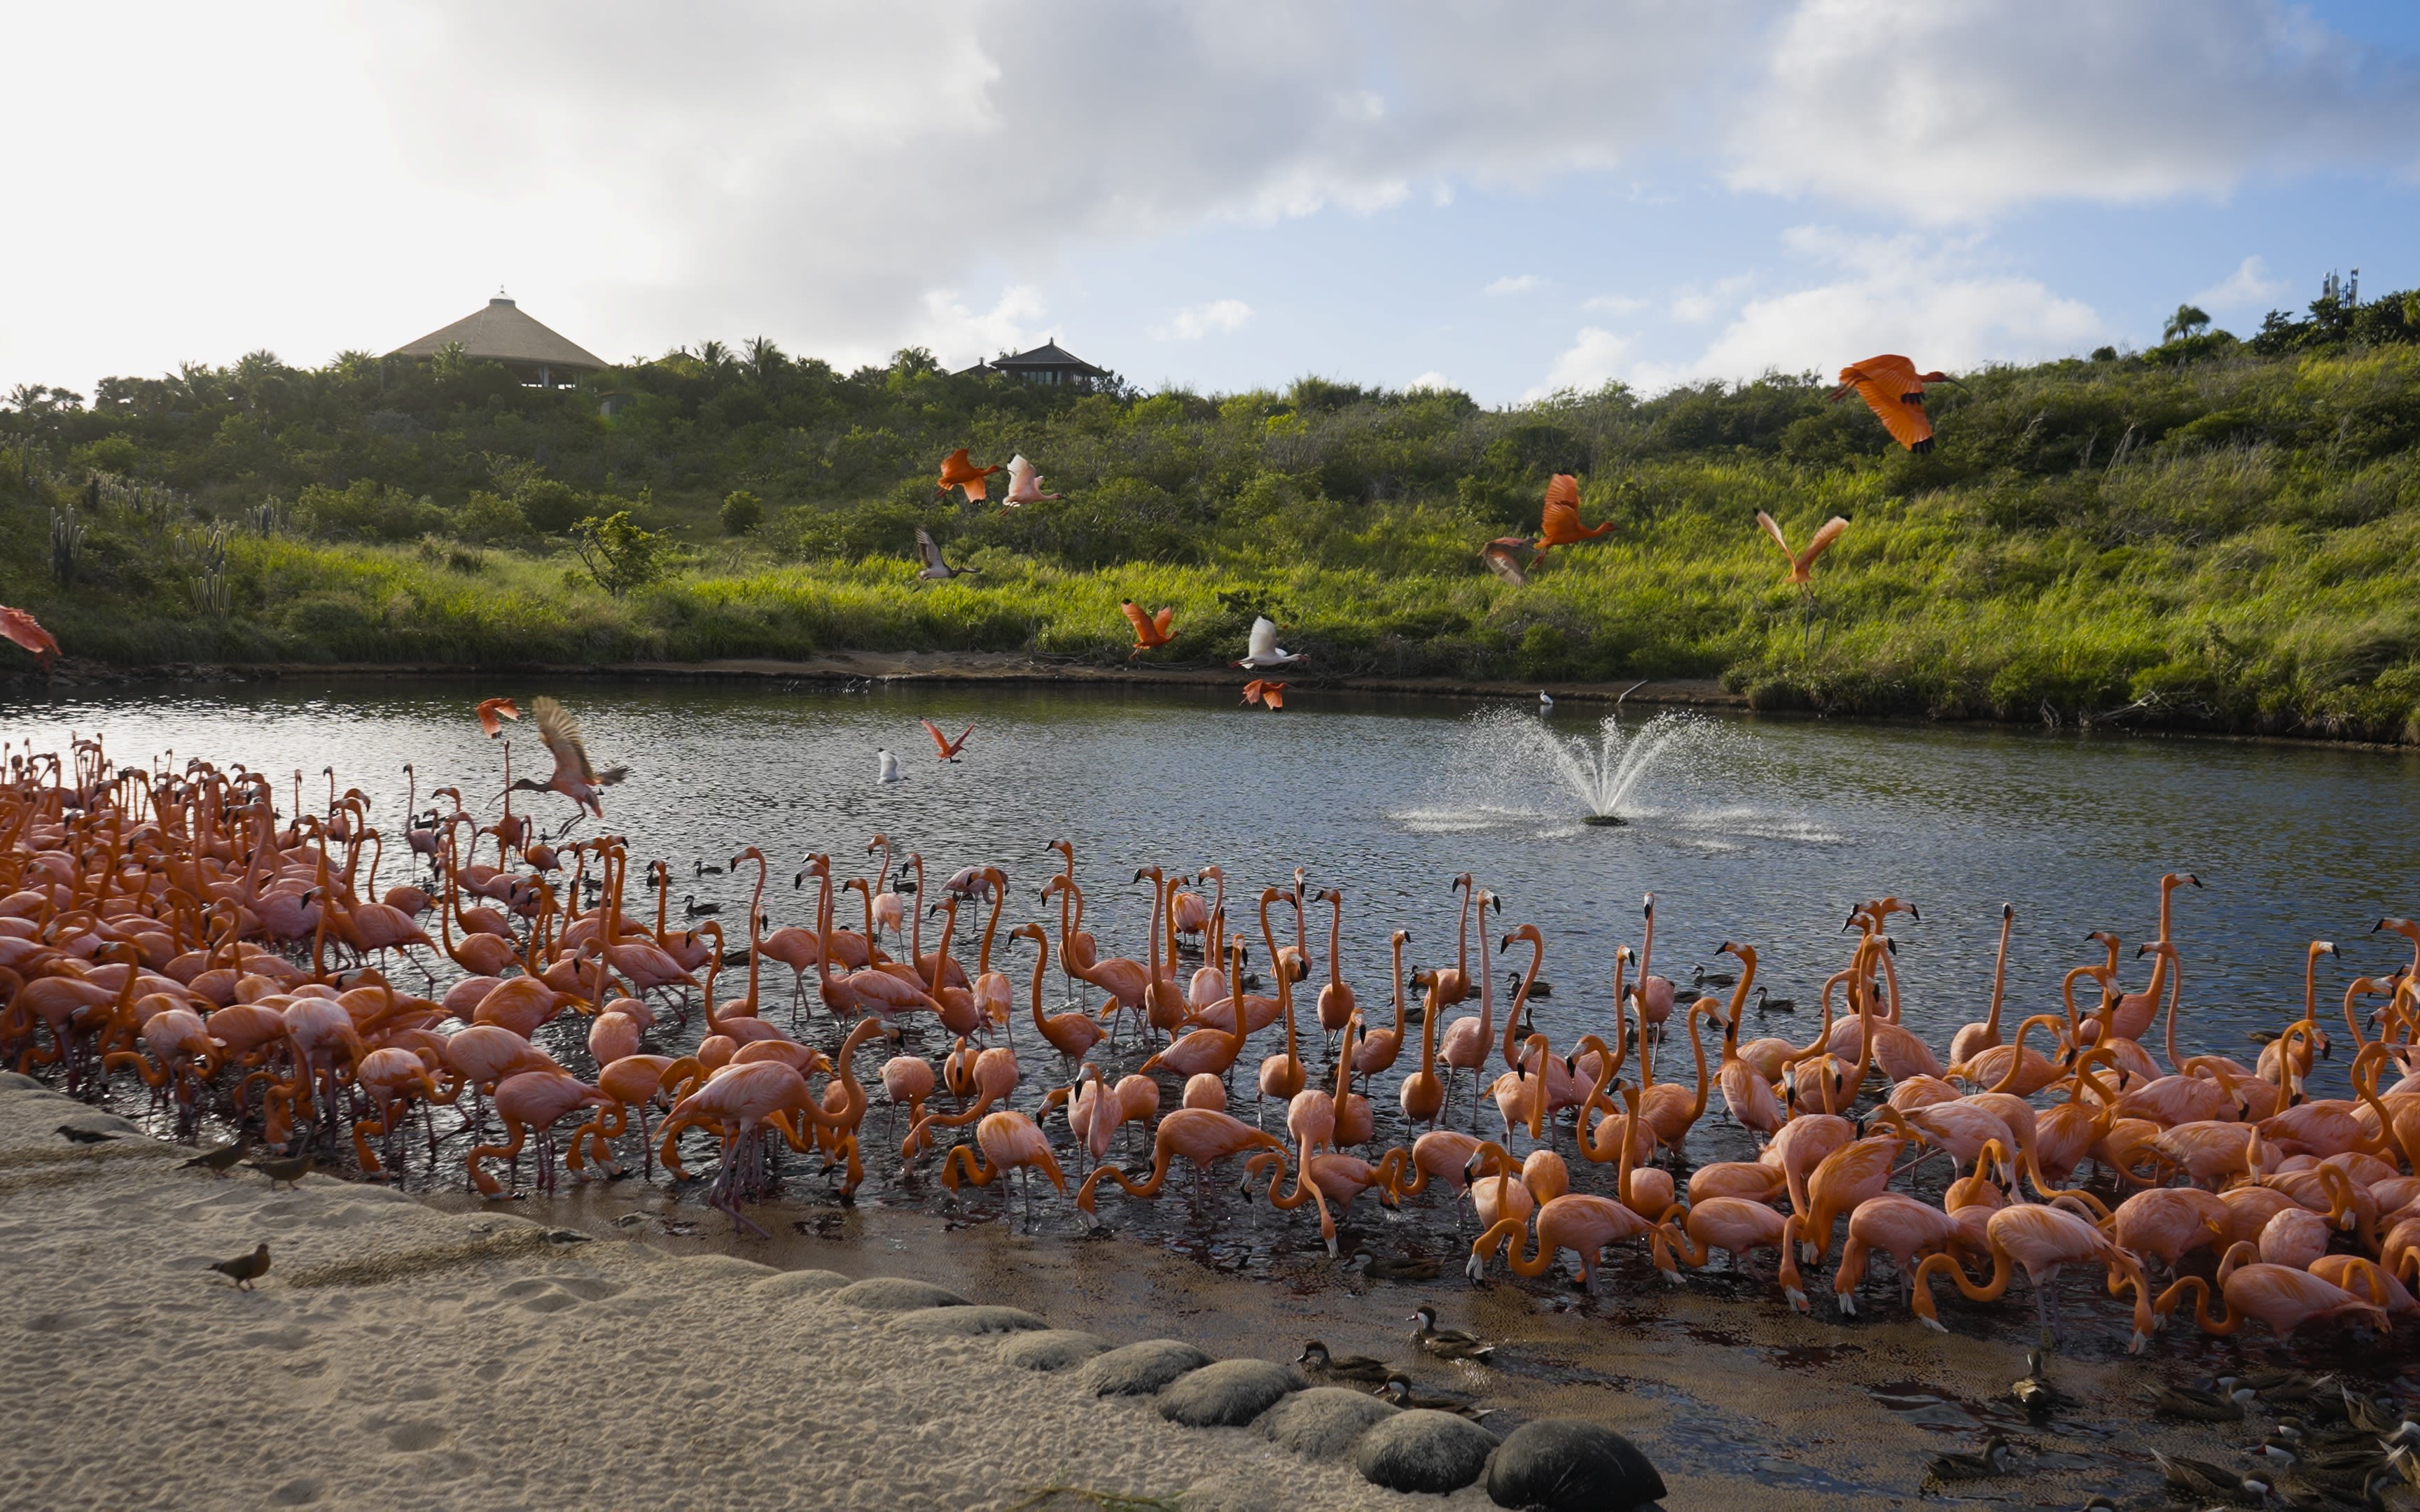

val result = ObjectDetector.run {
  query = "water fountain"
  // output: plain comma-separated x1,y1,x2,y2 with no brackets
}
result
1432,707,1723,830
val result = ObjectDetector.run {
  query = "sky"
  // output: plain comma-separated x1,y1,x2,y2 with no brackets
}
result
6,1,2419,407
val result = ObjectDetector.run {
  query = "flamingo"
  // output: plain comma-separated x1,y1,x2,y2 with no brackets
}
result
1914,1203,2155,1352
1753,511,1851,587
1354,929,1411,1078
1076,1107,1285,1219
0,606,61,666
934,447,1002,503
508,696,627,819
475,697,520,738
1120,603,1175,657
919,720,974,762
2158,1242,2390,1344
938,1110,1066,1221
1000,454,1061,507
1828,355,1959,453
1522,473,1615,561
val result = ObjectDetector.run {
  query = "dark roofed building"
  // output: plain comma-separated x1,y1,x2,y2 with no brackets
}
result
959,339,1108,388
391,295,606,387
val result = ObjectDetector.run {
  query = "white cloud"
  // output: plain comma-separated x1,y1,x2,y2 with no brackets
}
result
914,286,1048,365
1405,370,1454,391
1725,0,2420,222
1150,299,1255,340
1527,328,1633,400
1485,274,1544,296
2190,255,2288,311
1641,227,2105,386
1582,294,1648,315
1669,275,1755,324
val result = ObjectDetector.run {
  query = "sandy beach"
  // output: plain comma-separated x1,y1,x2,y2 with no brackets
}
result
17,1068,2399,1512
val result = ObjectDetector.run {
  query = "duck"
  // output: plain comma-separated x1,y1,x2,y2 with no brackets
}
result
1924,1436,2010,1483
2152,1450,2268,1506
1379,1375,1494,1418
2010,1350,2064,1419
2143,1382,2252,1421
1691,963,1737,988
695,858,725,876
1755,986,1795,1014
683,894,721,918
1409,1303,1495,1362
1352,1250,1442,1283
1298,1340,1391,1383
1505,970,1552,1000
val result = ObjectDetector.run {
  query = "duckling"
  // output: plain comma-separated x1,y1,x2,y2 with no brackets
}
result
244,1149,316,1189
1505,970,1552,1000
1924,1436,2010,1483
1353,1250,1442,1283
1298,1340,1391,1384
1754,986,1795,1014
2145,1382,2252,1421
1409,1304,1495,1363
208,1242,271,1291
2151,1450,2268,1506
1379,1375,1494,1419
2011,1350,2064,1418
179,1134,253,1176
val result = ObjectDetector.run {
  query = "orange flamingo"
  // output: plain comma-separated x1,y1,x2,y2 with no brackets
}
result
1828,355,1957,453
2157,1242,2390,1343
475,697,520,738
1017,924,1106,1059
1947,904,2017,1066
1120,603,1176,657
939,1110,1066,1220
1914,1203,2154,1352
1354,928,1411,1078
934,447,1003,502
1522,474,1614,560
0,606,60,667
1076,1107,1286,1220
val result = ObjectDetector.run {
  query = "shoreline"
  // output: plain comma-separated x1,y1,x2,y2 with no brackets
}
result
14,651,2420,755
7,1075,2378,1512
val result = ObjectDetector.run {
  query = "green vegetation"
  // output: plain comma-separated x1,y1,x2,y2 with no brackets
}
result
8,299,2420,742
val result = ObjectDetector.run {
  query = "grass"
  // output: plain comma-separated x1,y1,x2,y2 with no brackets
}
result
9,338,2420,743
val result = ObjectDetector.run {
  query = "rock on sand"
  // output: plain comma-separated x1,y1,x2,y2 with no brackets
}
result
1080,1338,1214,1396
1356,1408,1496,1494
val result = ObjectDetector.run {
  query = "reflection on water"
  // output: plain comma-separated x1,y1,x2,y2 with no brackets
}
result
17,676,2419,1092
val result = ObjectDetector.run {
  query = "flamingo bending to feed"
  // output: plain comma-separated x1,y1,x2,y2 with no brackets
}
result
1076,1108,1286,1220
1914,1203,2155,1352
2157,1242,2391,1343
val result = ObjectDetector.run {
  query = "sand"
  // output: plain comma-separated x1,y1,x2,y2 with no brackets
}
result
0,1078,1481,1512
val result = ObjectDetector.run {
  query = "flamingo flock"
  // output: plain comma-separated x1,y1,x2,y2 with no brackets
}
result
7,716,2420,1371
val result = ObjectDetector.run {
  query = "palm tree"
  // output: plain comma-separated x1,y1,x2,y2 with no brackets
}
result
743,336,785,388
696,340,734,375
2162,304,2211,343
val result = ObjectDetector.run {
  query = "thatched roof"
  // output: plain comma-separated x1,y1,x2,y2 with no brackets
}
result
987,340,1106,378
391,298,604,372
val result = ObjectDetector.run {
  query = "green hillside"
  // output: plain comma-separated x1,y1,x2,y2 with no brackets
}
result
7,292,2420,741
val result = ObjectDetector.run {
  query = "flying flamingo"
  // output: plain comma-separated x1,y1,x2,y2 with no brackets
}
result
934,447,1003,503
0,606,60,667
920,720,974,762
1753,510,1851,589
1828,355,1958,453
1240,680,1286,710
1000,454,1061,509
475,698,520,738
1120,602,1176,657
1522,474,1615,561
508,696,628,819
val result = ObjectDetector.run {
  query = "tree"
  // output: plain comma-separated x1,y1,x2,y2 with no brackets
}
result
515,478,587,535
742,337,786,390
2162,304,2211,343
719,488,764,535
571,511,674,596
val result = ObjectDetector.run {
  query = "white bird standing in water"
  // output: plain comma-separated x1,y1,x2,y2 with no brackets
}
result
877,749,902,784
1538,690,1554,713
1232,616,1307,669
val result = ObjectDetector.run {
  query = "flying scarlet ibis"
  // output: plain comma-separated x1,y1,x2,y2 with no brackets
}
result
1829,356,1959,453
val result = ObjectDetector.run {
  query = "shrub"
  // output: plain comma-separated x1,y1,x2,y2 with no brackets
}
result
719,488,765,535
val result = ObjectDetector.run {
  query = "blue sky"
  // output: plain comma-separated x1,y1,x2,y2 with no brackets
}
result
6,1,2418,406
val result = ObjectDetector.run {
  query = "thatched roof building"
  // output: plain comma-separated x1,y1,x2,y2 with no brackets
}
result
391,296,604,386
958,339,1108,387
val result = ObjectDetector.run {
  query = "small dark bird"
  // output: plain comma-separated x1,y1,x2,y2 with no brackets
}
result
1755,986,1795,1014
209,1242,271,1291
2152,1450,2268,1506
55,1124,118,1144
2146,1382,2252,1421
1380,1375,1494,1418
720,949,751,968
245,1150,316,1189
1409,1304,1495,1363
1299,1340,1391,1383
695,859,724,876
2011,1350,2064,1418
2256,1437,2389,1490
180,1135,253,1175
1926,1436,2010,1483
683,895,721,918
1352,1250,1442,1283
1691,963,1737,988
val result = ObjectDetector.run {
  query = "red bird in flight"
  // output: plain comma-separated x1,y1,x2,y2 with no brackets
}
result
1829,356,1959,453
1120,602,1176,658
922,720,975,761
